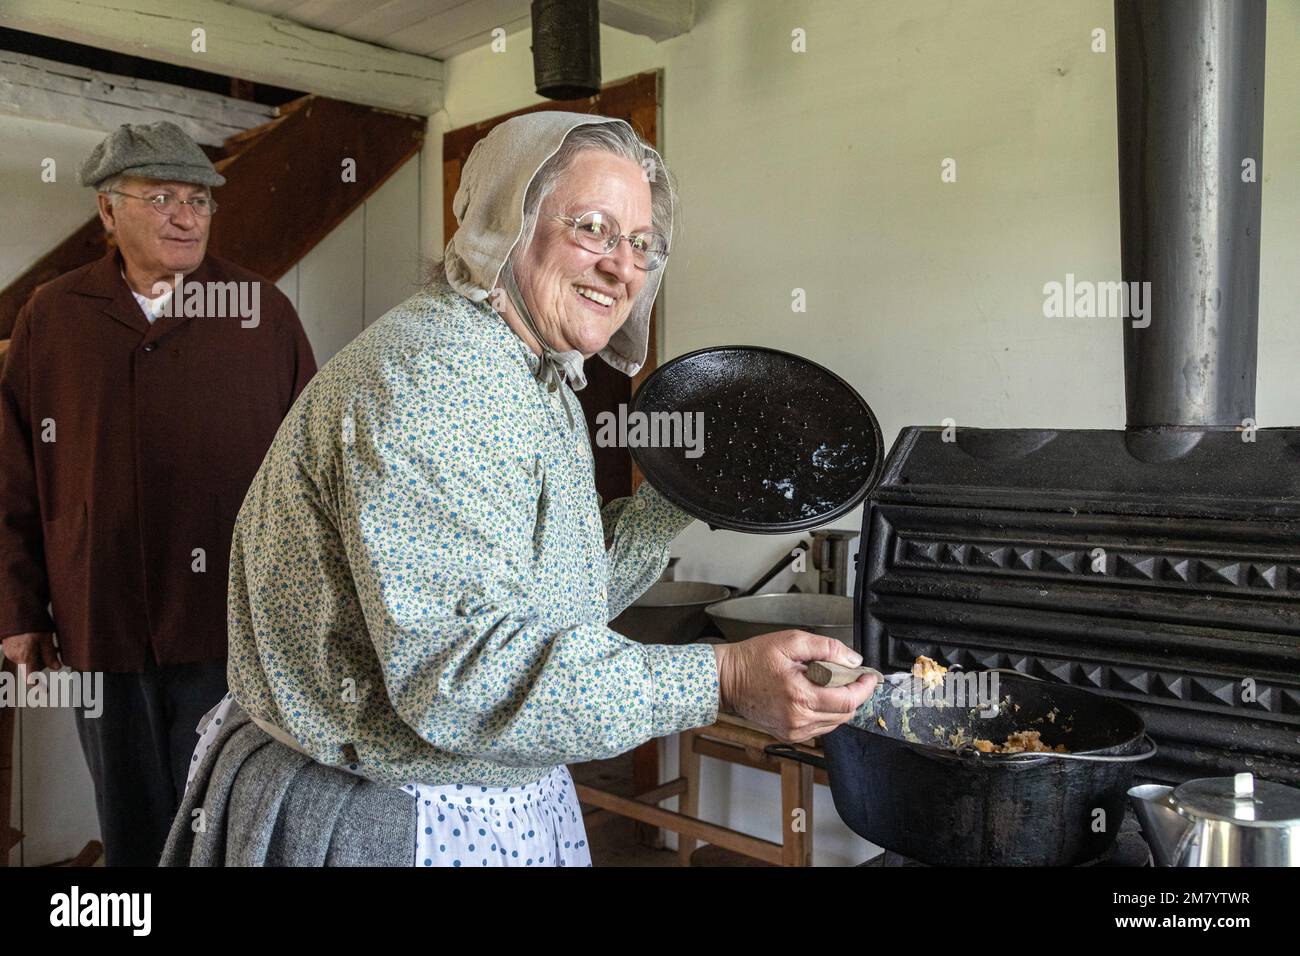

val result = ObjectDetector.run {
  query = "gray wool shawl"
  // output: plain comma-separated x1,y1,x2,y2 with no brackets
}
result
160,700,416,867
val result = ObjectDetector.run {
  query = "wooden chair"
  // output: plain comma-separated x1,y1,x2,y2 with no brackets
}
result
0,656,22,865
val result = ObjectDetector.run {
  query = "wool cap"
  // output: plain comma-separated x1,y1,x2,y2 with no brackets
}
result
78,121,225,188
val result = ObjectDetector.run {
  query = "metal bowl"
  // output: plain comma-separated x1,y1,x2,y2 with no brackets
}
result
610,581,732,645
705,593,854,644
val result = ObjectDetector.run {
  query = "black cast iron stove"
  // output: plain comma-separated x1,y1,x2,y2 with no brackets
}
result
854,0,1299,785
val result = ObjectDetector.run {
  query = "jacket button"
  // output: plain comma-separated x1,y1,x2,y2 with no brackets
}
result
142,343,156,352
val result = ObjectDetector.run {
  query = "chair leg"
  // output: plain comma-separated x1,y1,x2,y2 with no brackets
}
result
0,658,17,867
780,760,814,867
67,840,104,867
676,730,700,866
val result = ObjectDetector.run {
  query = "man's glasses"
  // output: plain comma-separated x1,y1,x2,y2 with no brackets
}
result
555,211,668,271
109,190,218,217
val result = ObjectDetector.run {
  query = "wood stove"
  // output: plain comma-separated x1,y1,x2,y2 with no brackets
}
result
854,0,1298,785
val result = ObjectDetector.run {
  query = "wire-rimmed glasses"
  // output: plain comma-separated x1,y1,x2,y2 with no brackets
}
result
555,211,668,271
109,189,218,217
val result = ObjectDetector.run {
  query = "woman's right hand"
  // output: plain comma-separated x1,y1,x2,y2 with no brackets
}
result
713,630,877,743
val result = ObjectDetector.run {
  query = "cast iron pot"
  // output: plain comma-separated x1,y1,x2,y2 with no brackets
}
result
768,671,1156,866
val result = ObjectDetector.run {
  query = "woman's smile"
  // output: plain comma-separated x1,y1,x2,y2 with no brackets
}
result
573,282,617,313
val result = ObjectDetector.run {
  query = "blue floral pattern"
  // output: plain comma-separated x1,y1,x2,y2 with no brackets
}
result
225,280,719,789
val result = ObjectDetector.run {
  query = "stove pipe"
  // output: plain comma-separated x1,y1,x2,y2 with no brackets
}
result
1114,0,1266,430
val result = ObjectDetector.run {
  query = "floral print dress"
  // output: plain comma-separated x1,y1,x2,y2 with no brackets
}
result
197,281,720,866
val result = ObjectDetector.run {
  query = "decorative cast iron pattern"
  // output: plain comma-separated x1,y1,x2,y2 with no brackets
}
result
892,535,1300,597
878,634,1300,722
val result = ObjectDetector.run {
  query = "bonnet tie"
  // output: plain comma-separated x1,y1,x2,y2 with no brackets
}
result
502,266,585,429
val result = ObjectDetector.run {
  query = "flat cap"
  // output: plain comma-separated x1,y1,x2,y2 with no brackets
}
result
78,120,226,189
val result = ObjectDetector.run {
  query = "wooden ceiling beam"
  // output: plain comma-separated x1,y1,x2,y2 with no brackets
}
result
601,0,695,43
1,0,444,115
0,51,279,147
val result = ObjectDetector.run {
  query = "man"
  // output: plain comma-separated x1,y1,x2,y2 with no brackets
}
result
0,121,316,866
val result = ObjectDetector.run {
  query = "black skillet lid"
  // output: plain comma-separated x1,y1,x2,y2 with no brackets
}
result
629,346,884,533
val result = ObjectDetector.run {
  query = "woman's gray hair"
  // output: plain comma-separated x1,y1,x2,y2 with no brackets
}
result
426,120,677,287
509,121,677,273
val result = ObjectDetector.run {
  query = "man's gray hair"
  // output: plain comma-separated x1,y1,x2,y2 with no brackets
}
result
96,174,127,207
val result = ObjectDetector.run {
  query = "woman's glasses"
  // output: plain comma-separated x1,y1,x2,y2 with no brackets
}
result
555,211,668,271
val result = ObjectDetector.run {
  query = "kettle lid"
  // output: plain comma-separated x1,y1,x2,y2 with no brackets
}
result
1173,773,1300,826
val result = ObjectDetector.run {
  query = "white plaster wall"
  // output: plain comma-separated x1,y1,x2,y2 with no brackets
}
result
0,113,107,288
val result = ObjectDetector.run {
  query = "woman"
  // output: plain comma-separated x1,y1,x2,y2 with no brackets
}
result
163,112,875,867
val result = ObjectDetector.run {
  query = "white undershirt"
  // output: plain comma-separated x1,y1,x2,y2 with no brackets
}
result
122,270,172,324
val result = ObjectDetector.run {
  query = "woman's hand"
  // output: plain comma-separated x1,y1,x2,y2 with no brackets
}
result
713,631,877,742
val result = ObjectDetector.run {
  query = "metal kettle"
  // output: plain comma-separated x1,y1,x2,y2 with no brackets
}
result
1129,773,1300,866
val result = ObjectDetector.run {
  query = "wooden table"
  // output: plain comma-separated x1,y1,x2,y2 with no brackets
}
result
573,713,828,867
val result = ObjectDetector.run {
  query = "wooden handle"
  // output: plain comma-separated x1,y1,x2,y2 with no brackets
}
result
805,661,881,688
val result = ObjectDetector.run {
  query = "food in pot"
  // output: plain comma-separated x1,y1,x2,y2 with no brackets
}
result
911,655,947,689
972,730,1068,754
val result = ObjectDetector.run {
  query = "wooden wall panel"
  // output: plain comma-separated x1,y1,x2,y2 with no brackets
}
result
17,708,100,866
363,157,424,327
297,204,366,366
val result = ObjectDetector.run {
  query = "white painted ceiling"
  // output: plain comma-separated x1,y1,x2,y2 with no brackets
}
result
226,0,534,61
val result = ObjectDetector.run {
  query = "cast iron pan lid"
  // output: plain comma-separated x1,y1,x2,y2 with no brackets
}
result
629,346,884,533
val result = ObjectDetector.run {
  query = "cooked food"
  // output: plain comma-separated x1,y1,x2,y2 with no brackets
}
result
972,729,1068,754
911,655,947,690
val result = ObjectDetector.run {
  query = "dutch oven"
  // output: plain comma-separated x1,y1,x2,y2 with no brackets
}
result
768,669,1156,866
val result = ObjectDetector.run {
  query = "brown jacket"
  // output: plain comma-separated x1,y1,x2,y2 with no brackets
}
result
0,250,316,671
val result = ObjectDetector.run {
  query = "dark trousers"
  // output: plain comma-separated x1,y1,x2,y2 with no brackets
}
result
73,654,228,867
